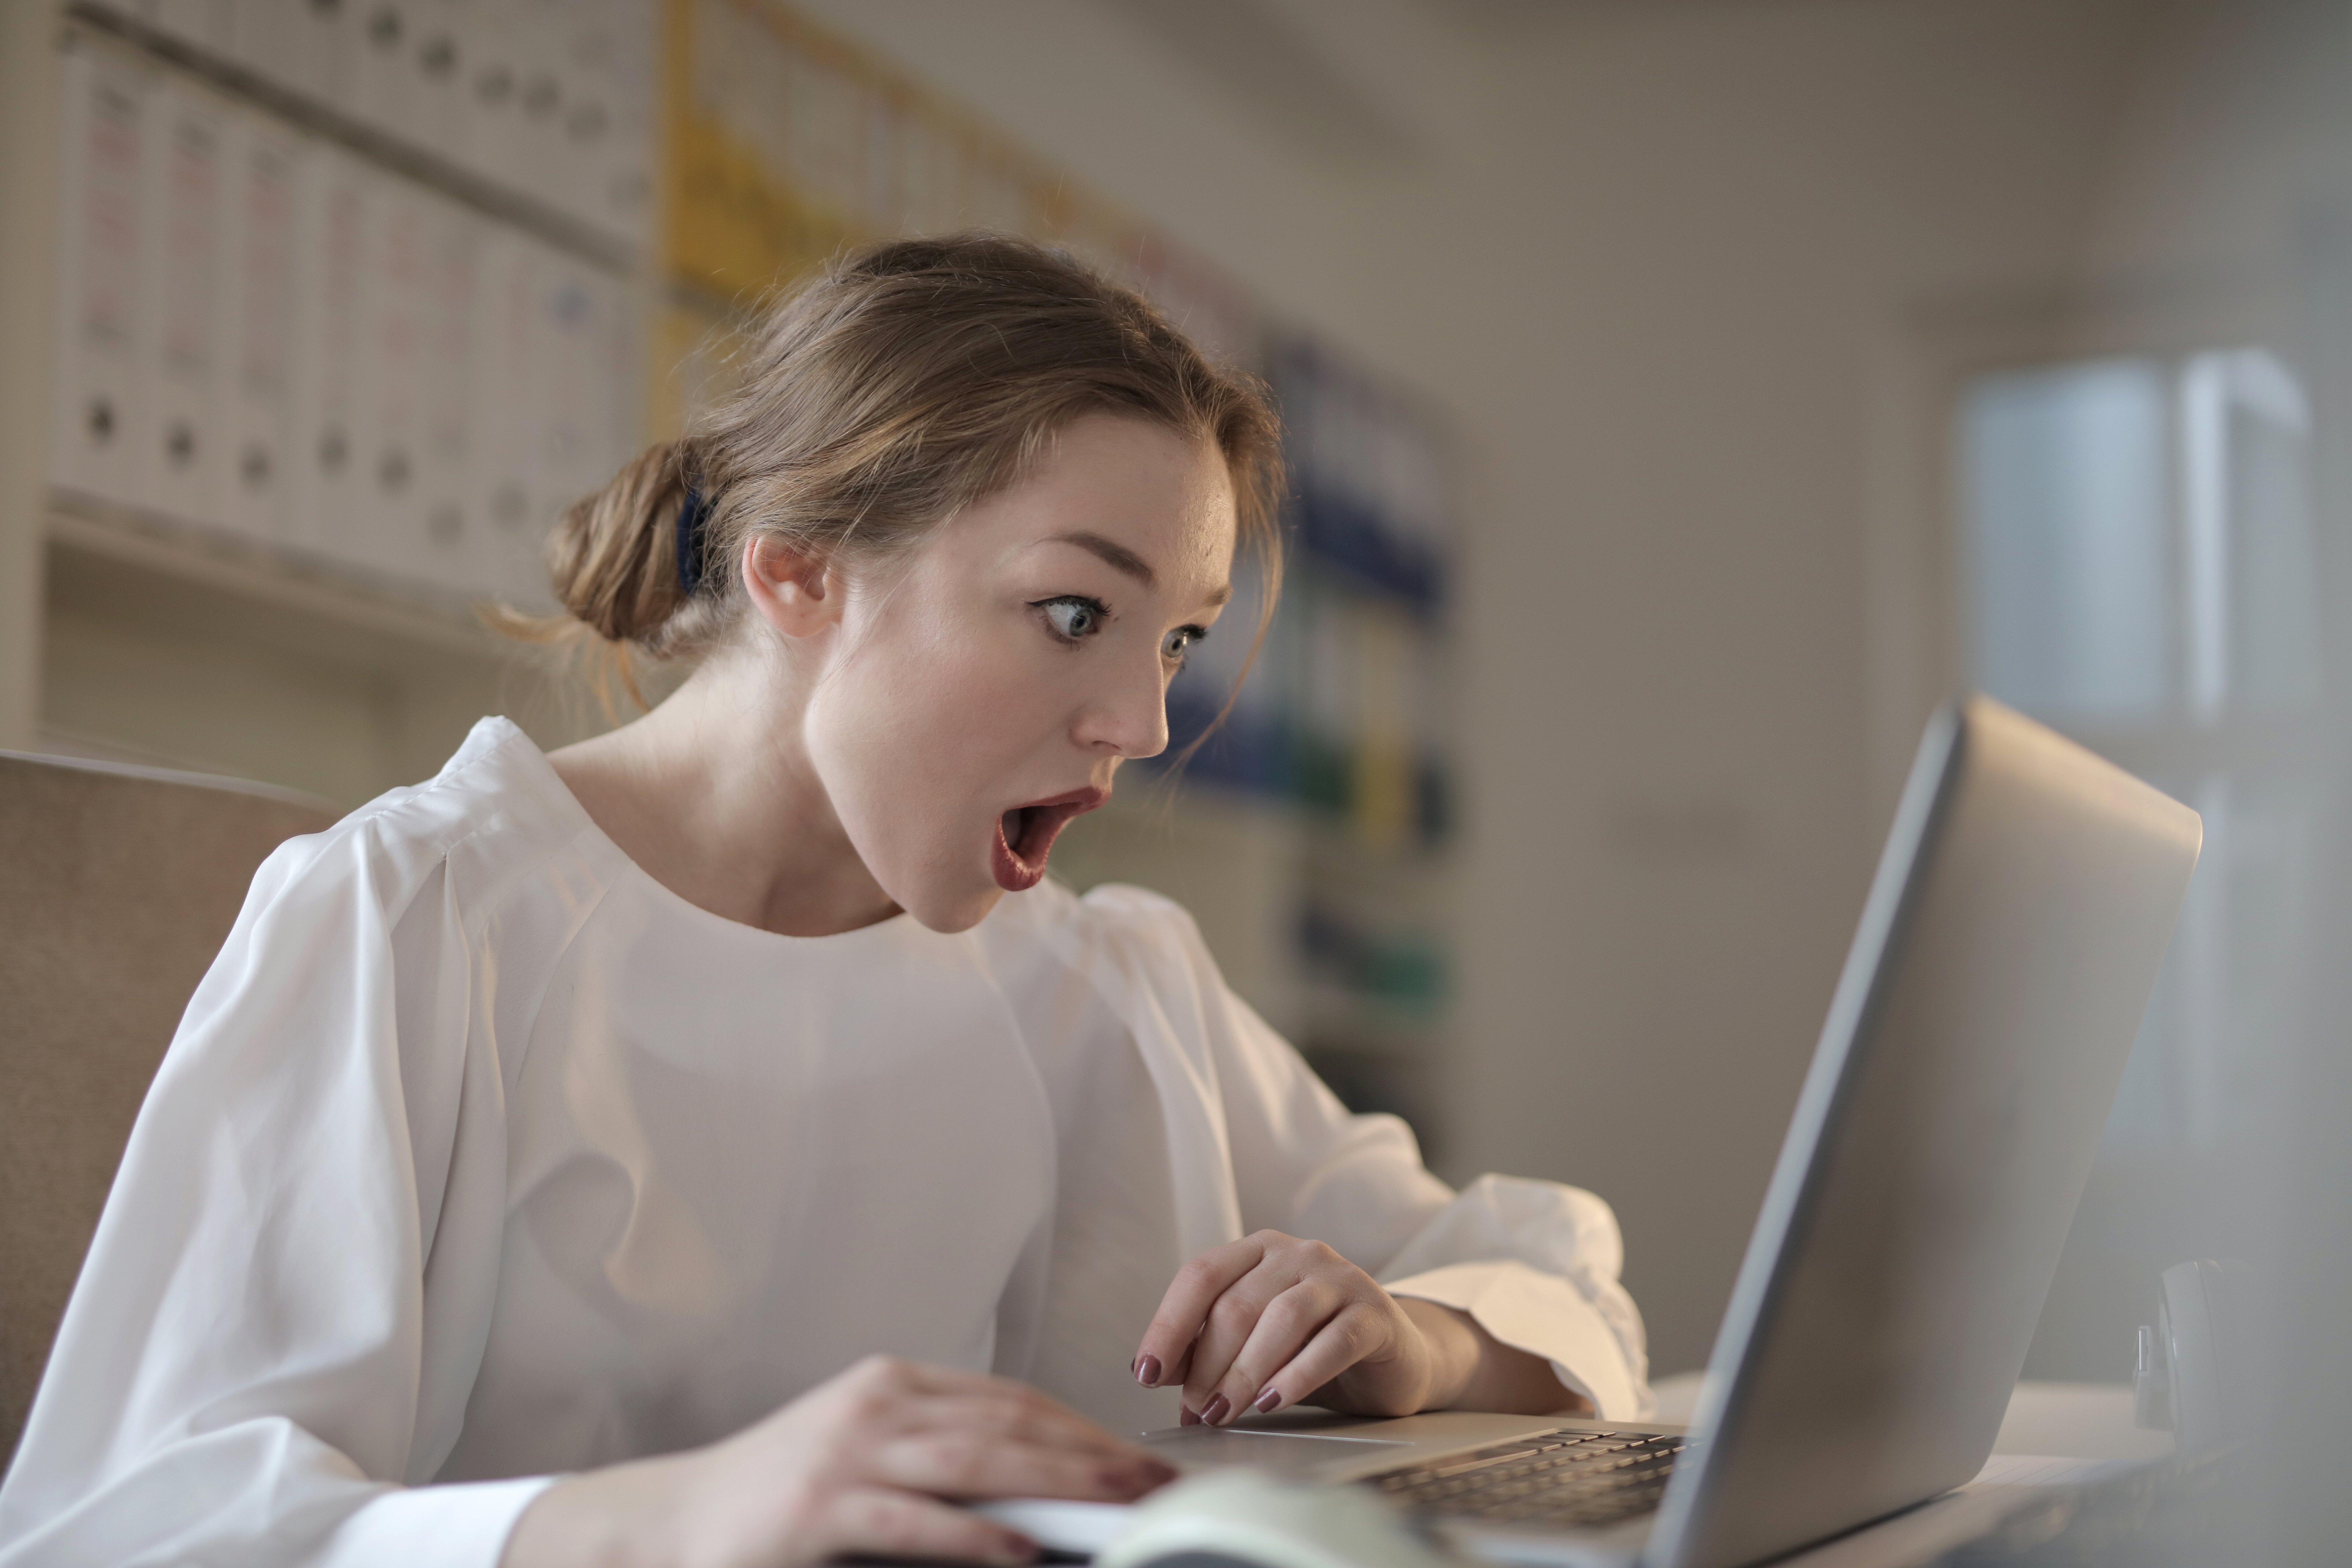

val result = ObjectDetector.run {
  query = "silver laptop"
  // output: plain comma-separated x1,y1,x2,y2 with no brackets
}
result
1136,696,2203,1568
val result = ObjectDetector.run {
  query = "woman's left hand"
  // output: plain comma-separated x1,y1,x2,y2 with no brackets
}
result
1130,1230,1494,1426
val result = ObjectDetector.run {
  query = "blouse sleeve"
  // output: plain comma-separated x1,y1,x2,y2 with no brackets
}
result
0,811,552,1567
1094,887,1652,1421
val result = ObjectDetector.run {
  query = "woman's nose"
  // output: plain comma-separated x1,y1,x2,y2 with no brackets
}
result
1075,649,1171,760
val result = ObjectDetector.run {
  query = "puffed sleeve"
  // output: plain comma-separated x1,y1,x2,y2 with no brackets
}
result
1082,885,1650,1422
0,808,551,1567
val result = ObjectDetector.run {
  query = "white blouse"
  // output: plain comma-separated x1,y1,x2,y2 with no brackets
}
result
0,718,1649,1567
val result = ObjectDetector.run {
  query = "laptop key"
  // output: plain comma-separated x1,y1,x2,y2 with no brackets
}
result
1369,1431,1688,1529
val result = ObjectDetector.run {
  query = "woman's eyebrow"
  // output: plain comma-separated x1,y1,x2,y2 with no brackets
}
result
1049,530,1156,585
1046,530,1233,606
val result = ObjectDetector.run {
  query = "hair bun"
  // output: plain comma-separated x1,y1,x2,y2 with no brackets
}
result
545,441,699,650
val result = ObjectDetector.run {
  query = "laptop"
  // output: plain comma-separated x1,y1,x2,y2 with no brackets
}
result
1115,695,2202,1567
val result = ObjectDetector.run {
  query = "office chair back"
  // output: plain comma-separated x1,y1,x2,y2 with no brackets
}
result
0,750,335,1467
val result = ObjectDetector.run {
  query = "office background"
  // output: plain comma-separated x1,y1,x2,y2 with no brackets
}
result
0,0,2343,1427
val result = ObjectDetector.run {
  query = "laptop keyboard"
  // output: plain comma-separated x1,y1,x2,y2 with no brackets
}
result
1366,1428,1686,1529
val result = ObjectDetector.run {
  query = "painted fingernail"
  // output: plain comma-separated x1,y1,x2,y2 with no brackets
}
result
1254,1388,1283,1414
1180,1405,1202,1427
1134,1354,1162,1386
1201,1393,1231,1426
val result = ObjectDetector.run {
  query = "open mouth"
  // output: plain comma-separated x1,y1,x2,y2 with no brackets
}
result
990,787,1108,892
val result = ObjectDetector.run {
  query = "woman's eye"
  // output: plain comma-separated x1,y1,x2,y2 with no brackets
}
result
1163,626,1205,662
1037,597,1105,641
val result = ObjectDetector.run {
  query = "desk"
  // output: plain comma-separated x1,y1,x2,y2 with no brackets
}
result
1645,1374,2174,1566
1647,1375,2173,1465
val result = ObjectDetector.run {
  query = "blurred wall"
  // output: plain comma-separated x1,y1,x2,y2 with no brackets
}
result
1437,0,2153,1378
2022,0,2350,1389
797,0,2161,1373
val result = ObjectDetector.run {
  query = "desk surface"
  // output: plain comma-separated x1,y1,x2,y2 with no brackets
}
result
1644,1374,2172,1566
1646,1374,2173,1464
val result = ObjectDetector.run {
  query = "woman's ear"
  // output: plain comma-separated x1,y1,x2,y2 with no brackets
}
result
740,534,842,640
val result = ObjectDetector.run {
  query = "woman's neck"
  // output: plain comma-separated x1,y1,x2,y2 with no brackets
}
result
546,651,901,938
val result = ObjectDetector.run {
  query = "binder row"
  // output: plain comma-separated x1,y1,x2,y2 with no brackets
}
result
1272,341,1454,621
1162,343,1457,845
688,0,1026,248
82,0,656,254
669,0,1259,384
1168,571,1452,852
51,39,639,607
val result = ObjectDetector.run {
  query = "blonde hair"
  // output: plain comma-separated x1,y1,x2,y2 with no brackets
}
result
528,235,1284,715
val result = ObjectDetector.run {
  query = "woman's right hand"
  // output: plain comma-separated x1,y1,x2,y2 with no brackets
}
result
501,1354,1175,1568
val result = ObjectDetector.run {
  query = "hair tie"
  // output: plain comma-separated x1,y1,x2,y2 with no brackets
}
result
675,484,711,596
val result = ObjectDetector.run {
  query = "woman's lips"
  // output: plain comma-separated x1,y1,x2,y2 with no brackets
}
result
990,786,1108,892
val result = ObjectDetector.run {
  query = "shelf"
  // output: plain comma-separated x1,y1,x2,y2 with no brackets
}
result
42,496,614,806
62,1,644,277
47,488,506,660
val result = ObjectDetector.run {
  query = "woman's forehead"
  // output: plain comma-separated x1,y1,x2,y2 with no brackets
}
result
966,420,1237,562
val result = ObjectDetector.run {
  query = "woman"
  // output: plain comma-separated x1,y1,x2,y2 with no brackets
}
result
0,237,1646,1568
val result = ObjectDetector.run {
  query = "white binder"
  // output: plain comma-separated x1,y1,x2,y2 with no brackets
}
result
217,107,302,543
411,0,476,170
599,0,657,248
471,223,546,603
350,0,423,145
235,0,353,105
143,75,232,527
460,0,526,192
354,171,432,582
51,45,156,510
508,0,573,228
286,142,371,565
529,246,598,605
555,0,654,240
511,247,629,609
224,0,295,90
414,191,484,592
536,254,602,531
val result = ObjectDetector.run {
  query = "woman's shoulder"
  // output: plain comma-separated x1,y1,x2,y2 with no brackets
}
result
257,717,619,923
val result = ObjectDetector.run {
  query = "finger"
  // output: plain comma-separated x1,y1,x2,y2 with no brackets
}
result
871,1431,1175,1502
895,1392,1159,1459
1253,1302,1388,1416
834,1358,1142,1456
1203,1280,1347,1425
814,1484,1038,1567
1135,1236,1269,1389
1181,1258,1300,1418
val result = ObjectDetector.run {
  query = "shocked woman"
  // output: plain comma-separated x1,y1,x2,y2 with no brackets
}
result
0,237,1647,1568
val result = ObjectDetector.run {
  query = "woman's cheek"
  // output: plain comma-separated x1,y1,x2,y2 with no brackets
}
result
850,654,1001,829
930,626,1068,745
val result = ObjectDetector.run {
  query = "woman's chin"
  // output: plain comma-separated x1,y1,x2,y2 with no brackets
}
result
897,878,1007,935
